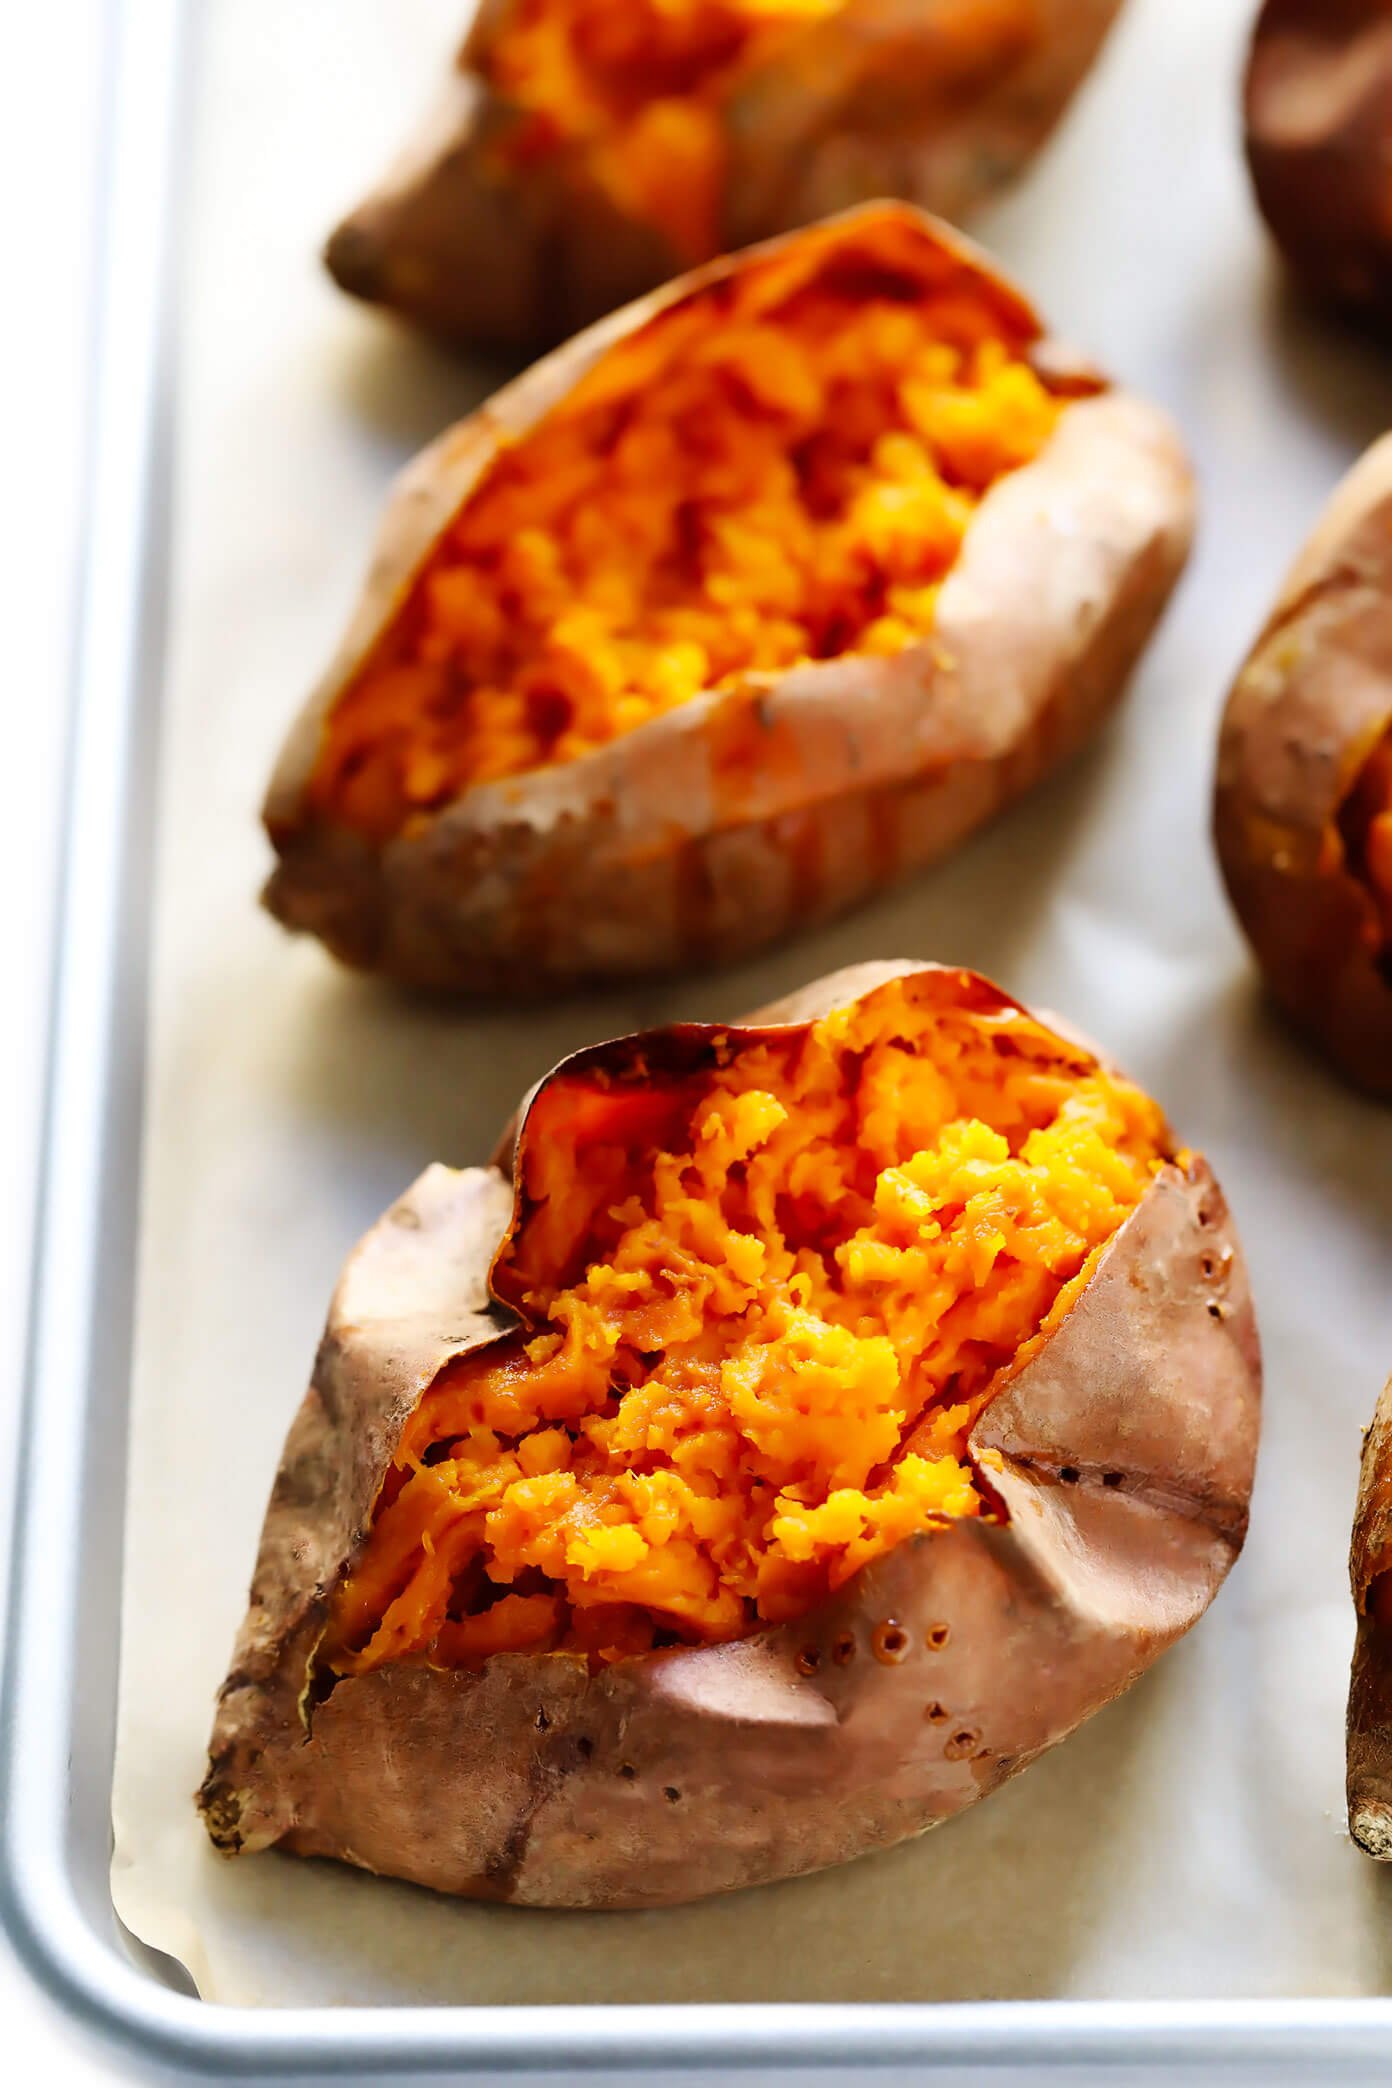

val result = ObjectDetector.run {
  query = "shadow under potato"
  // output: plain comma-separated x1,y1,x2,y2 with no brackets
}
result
1257,267,1392,462
324,309,517,460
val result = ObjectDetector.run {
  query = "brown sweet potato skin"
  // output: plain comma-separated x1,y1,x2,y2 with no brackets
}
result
198,961,1261,1909
1214,436,1392,1102
1350,1375,1392,1857
1245,1,1392,336
268,205,1196,996
327,0,1125,354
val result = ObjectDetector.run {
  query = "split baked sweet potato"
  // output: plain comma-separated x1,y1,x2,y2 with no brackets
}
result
327,0,1126,354
1245,1,1392,337
1214,436,1392,1101
199,960,1260,1908
268,203,1195,995
1350,1373,1392,1857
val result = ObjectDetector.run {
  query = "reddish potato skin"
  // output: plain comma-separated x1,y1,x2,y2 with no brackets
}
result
326,0,1126,355
1245,1,1392,336
269,205,1196,997
198,962,1261,1910
1214,437,1392,1102
1350,1375,1392,1857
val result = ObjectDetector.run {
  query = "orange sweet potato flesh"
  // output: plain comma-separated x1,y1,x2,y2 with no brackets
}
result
319,977,1168,1672
266,205,1196,995
325,0,1126,354
309,261,1063,842
199,962,1261,1909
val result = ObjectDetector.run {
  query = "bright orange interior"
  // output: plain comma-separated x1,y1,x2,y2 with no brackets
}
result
321,979,1168,1674
1341,729,1392,950
309,248,1061,843
481,0,844,261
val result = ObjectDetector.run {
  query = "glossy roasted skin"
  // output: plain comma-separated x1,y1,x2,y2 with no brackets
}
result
326,0,1125,354
1245,0,1392,336
267,204,1196,996
1350,1373,1392,1857
198,962,1261,1909
1214,436,1392,1101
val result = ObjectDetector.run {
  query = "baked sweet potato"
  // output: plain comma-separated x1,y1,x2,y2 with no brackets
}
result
198,960,1260,1908
1214,437,1392,1101
326,0,1126,354
1350,1373,1392,1856
1245,0,1392,337
268,203,1195,995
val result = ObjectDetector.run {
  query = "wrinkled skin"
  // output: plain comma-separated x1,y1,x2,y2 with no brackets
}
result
268,204,1196,997
1350,1373,1392,1857
198,961,1262,1909
1245,0,1392,336
327,0,1126,354
1214,435,1392,1102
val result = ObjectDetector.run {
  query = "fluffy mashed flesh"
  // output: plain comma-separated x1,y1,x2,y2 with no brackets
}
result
310,247,1062,843
321,980,1169,1675
1341,728,1392,953
481,0,844,261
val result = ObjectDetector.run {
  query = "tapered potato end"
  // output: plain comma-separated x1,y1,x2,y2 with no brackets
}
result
1349,1376,1392,1855
323,69,677,354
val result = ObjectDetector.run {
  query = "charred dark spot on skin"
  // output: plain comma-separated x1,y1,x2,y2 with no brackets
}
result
576,1734,594,1760
872,1618,909,1664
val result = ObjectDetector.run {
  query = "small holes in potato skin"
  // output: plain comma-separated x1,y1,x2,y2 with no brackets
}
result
925,1702,949,1724
795,1645,822,1677
944,1727,981,1761
831,1631,857,1667
663,1786,681,1803
1208,1302,1224,1321
534,1708,551,1732
576,1736,594,1760
872,1619,909,1664
619,1763,637,1781
1059,1466,1081,1484
1102,1471,1124,1489
926,1623,950,1652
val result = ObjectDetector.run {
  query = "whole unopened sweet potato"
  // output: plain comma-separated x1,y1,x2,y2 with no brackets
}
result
268,203,1195,995
199,960,1260,1909
1245,0,1392,336
1214,436,1392,1101
327,0,1126,353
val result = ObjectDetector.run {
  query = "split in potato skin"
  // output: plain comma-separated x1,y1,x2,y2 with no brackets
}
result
1340,729,1392,960
322,980,1169,1676
308,249,1063,843
482,0,844,263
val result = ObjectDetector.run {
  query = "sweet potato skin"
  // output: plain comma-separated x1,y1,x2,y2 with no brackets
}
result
1245,0,1392,336
326,0,1126,355
198,961,1261,1909
1350,1375,1392,1857
268,205,1196,997
1214,437,1392,1102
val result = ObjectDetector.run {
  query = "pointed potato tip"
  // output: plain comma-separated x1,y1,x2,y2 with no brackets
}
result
325,214,385,302
1350,1792,1392,1860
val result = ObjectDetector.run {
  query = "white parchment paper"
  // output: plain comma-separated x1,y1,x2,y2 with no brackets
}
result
110,0,1392,2009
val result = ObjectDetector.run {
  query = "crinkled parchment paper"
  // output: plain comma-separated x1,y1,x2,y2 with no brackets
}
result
110,0,1392,2011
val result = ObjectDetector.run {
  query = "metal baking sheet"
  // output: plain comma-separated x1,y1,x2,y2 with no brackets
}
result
5,0,1392,2077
